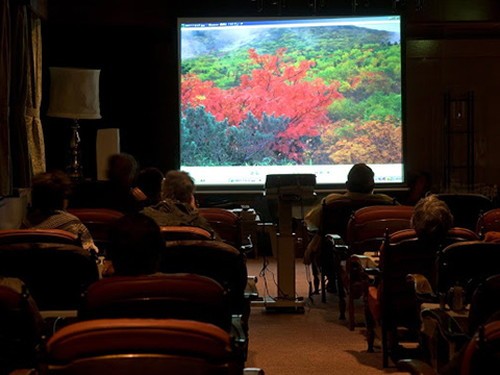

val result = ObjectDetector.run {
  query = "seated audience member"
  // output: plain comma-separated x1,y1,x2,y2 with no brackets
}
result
68,153,140,213
107,213,165,276
304,163,396,264
410,193,454,243
131,167,164,209
23,170,99,254
103,153,140,213
141,170,218,238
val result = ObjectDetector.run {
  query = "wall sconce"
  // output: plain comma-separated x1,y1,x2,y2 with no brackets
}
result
47,67,101,181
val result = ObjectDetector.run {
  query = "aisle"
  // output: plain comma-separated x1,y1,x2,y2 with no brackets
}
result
244,257,406,375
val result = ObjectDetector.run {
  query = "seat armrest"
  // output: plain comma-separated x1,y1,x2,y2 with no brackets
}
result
240,234,254,255
231,314,248,361
9,371,38,375
406,273,437,303
231,314,246,344
244,276,259,300
325,233,344,245
364,267,380,276
350,254,377,269
396,359,437,375
244,368,265,375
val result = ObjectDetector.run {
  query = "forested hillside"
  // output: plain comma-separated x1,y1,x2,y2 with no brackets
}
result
180,24,402,166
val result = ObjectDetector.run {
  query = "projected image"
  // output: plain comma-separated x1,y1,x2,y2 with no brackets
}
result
179,16,403,186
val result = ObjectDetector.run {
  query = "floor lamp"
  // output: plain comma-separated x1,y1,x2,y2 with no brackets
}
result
47,67,101,181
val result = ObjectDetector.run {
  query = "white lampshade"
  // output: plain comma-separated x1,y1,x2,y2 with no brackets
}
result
47,67,101,120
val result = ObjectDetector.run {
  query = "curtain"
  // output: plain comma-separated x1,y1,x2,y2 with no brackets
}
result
0,0,11,196
25,13,45,176
10,1,31,189
1,0,46,196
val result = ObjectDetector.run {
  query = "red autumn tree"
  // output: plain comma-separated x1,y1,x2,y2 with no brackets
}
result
181,48,343,143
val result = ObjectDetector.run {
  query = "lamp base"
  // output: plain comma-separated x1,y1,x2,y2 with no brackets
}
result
67,119,83,181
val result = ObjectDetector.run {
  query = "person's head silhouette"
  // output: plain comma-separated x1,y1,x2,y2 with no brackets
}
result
411,194,454,242
108,213,165,276
345,163,375,194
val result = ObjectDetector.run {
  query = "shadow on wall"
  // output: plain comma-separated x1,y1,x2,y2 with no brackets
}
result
0,189,30,229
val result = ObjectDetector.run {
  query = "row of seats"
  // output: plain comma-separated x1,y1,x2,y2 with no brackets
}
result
0,206,260,374
315,198,500,323
311,193,500,370
364,229,500,367
397,318,500,375
0,272,259,375
66,207,252,255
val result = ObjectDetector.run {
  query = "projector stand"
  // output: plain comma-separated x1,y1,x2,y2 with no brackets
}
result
252,197,305,313
252,174,315,313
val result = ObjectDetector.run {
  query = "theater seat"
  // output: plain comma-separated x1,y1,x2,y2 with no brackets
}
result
66,208,124,255
160,225,214,241
79,273,232,332
0,229,99,313
78,273,250,362
0,278,44,375
43,318,257,375
0,228,80,246
199,208,252,253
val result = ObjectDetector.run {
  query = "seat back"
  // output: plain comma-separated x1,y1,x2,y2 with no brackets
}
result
388,227,479,246
436,241,500,305
79,273,232,331
158,240,248,315
380,236,440,330
67,208,124,255
0,228,80,246
435,193,493,231
346,205,414,254
45,318,238,375
199,208,242,249
374,234,445,367
461,320,500,375
0,238,99,311
320,198,396,241
476,207,500,238
468,274,500,336
0,278,44,374
160,225,214,241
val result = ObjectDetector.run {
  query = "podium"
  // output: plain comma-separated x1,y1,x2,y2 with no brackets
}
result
256,174,316,312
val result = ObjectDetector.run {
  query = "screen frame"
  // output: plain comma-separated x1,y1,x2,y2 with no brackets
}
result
177,13,407,193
